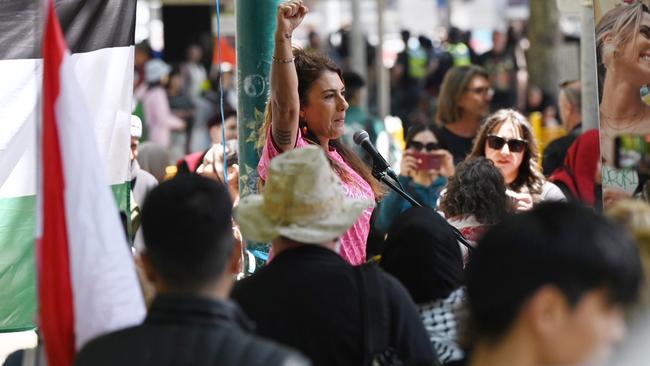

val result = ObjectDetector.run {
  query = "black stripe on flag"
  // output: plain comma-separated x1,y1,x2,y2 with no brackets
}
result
0,0,135,60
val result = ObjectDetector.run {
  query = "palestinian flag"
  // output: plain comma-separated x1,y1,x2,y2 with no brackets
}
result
0,0,141,335
38,1,146,364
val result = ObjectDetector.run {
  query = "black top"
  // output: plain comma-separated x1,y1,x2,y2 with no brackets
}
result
435,126,476,165
542,124,582,177
75,295,308,366
232,245,438,366
380,207,464,304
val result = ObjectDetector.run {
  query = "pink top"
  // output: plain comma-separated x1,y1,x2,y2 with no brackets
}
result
259,129,375,265
143,86,185,148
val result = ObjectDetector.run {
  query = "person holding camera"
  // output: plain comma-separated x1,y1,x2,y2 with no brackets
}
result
375,124,454,232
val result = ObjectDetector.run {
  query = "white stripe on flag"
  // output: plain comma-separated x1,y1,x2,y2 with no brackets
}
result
0,46,134,199
57,50,146,350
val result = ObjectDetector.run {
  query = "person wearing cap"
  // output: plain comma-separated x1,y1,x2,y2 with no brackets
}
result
129,115,158,258
143,58,185,149
232,146,438,366
130,115,158,208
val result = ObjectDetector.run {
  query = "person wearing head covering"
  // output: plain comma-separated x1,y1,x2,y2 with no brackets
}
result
232,146,438,366
143,58,185,149
380,207,465,364
549,129,601,210
130,115,158,206
129,115,158,254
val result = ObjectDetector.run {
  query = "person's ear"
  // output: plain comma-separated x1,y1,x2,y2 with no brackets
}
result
567,101,575,116
138,252,158,285
525,285,570,338
227,237,243,276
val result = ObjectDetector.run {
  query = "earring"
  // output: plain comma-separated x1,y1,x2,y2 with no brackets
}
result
302,125,308,135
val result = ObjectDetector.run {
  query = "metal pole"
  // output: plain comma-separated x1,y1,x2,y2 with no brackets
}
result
235,0,279,198
351,0,367,111
376,0,389,118
580,0,599,131
235,0,279,268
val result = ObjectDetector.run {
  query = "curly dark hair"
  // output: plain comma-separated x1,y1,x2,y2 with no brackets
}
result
439,157,511,225
467,109,546,198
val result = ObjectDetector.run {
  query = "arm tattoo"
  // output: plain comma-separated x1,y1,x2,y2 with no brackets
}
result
274,128,293,146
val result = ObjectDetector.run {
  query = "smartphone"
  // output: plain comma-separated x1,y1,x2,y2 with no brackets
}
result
409,151,444,171
614,134,650,174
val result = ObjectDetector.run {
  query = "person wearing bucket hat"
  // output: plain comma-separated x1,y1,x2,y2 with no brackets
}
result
232,146,438,366
236,146,373,244
143,58,185,149
255,0,384,266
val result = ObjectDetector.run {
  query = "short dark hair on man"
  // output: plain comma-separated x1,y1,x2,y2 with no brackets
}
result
467,202,642,343
141,174,234,292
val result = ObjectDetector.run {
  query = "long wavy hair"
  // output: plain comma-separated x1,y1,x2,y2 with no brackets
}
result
439,157,511,225
467,109,545,198
258,48,384,199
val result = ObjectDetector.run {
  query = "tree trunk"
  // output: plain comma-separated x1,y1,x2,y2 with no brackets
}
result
527,0,561,98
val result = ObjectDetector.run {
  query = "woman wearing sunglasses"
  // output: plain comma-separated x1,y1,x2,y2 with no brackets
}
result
376,124,454,232
467,109,565,211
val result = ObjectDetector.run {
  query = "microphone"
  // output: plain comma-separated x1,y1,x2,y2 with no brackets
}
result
353,130,399,182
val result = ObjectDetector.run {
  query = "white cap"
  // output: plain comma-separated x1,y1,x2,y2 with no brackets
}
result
144,58,171,84
131,115,143,138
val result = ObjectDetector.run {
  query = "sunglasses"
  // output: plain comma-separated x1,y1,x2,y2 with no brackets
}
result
465,86,494,96
408,141,441,152
486,135,527,153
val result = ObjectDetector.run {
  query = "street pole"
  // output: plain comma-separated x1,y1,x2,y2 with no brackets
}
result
351,0,367,111
235,0,279,198
580,0,599,131
235,0,279,268
376,0,389,118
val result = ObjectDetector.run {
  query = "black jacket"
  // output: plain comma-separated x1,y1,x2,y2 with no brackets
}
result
542,123,582,177
75,294,309,366
232,246,438,366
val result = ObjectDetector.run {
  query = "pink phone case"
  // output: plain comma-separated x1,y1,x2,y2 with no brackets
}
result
410,152,443,170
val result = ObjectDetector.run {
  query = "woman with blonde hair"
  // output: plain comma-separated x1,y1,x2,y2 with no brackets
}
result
256,0,382,265
596,1,650,168
467,109,565,210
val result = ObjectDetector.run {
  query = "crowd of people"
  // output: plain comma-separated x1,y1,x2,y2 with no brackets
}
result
43,1,650,365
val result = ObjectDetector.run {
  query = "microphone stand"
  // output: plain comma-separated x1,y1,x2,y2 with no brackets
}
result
372,169,422,208
372,167,474,251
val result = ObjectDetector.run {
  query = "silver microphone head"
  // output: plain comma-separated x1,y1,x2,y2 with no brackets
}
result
353,130,369,145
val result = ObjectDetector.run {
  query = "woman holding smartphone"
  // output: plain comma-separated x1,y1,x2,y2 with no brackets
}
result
467,109,565,211
376,124,454,232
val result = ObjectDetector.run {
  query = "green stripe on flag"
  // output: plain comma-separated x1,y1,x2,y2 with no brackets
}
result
0,182,130,331
0,194,36,332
